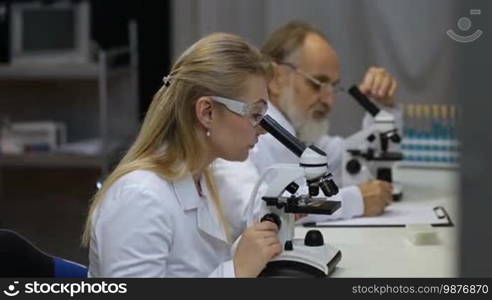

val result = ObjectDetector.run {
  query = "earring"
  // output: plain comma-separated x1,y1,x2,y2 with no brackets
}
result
206,131,211,137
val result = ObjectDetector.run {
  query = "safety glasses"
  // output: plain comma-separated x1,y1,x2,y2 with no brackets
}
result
211,96,268,127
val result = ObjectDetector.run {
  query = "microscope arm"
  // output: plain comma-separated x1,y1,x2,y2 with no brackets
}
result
246,114,340,221
343,86,403,192
346,85,400,147
345,127,376,150
248,115,317,207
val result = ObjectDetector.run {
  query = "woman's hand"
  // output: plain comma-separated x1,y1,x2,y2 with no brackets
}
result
233,221,282,277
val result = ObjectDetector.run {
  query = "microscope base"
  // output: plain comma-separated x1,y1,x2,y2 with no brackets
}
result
258,239,342,277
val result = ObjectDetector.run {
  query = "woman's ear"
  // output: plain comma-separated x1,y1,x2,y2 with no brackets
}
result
195,96,214,130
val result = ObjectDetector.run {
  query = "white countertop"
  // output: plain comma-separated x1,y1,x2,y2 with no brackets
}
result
295,166,460,277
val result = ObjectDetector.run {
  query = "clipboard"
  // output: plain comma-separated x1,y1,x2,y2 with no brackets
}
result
303,205,454,228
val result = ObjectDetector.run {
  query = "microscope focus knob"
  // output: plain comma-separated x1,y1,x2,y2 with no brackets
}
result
286,182,300,194
346,159,361,175
261,213,281,230
304,230,324,247
391,134,401,143
367,134,376,142
284,240,293,251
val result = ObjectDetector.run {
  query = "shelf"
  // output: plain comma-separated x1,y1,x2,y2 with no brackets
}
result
0,136,132,169
0,64,134,80
397,161,459,170
0,63,103,80
0,24,138,176
0,152,107,168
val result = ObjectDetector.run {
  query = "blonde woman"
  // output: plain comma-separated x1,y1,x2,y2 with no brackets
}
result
82,33,282,278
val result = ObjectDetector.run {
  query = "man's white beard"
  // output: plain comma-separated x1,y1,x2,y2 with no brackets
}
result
278,86,330,145
297,115,330,145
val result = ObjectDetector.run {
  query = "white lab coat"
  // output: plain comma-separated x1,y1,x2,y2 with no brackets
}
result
88,170,235,278
214,103,403,241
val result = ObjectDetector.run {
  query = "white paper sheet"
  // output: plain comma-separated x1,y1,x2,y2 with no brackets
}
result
312,203,451,226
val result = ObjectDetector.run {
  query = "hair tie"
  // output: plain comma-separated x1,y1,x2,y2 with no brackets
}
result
163,75,172,87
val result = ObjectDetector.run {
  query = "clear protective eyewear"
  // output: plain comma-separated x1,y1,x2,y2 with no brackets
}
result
211,96,268,127
280,62,344,95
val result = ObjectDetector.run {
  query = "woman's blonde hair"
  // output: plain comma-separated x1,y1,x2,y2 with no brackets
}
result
82,32,270,246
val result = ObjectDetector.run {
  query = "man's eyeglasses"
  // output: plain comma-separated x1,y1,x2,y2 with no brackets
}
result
280,62,344,95
211,96,268,127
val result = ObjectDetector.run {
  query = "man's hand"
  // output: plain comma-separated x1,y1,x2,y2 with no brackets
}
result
358,67,398,107
358,180,393,216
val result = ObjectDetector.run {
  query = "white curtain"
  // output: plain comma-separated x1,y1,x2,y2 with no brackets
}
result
172,0,461,136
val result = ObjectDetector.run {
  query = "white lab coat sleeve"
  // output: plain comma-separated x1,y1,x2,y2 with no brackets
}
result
208,260,236,278
338,185,364,218
94,184,173,277
213,158,264,241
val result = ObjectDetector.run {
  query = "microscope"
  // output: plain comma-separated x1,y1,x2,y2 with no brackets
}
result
250,114,342,277
342,85,404,200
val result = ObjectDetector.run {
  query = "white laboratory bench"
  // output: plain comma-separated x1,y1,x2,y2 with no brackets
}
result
295,166,460,277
